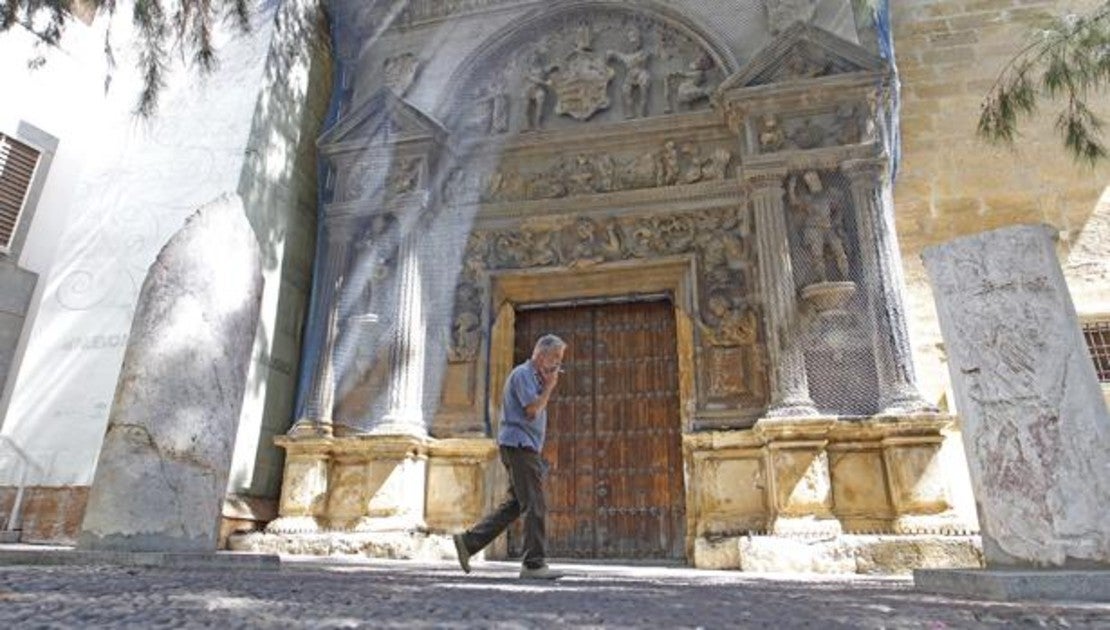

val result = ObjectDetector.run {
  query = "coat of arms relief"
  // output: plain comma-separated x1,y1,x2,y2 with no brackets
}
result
459,8,727,134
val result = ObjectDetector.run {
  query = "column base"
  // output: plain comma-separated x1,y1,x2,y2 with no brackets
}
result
287,419,333,438
765,401,820,418
880,391,939,415
265,516,324,534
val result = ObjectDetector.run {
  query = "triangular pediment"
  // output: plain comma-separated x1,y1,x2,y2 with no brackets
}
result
720,22,885,91
318,89,447,153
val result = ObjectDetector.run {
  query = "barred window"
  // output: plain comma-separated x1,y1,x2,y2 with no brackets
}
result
0,133,42,253
1083,321,1110,383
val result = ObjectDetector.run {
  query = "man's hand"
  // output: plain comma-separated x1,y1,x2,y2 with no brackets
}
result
540,367,560,392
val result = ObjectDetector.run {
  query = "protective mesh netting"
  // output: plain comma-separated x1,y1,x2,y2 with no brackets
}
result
291,0,902,430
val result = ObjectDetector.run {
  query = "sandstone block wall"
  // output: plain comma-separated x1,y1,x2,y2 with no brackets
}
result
892,0,1110,406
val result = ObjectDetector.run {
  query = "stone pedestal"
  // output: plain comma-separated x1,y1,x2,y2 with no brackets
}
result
685,414,979,572
78,196,263,552
252,435,497,559
755,418,840,537
917,224,1110,600
266,437,330,533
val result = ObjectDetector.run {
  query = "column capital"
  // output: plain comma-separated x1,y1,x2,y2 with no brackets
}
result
745,169,788,196
841,157,889,184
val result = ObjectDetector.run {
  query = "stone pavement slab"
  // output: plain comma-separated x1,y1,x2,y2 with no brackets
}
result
1,555,1109,628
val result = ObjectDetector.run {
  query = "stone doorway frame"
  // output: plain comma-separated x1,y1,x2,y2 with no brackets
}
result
484,255,699,559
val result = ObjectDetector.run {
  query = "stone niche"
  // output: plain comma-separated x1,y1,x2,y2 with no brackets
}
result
248,2,982,573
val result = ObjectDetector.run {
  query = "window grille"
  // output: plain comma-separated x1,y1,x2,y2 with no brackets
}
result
0,133,42,252
1083,321,1110,383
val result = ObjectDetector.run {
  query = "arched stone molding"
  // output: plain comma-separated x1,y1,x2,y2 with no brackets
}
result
436,1,741,136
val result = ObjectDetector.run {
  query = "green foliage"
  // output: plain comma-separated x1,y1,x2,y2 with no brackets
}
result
1,0,251,116
979,3,1110,165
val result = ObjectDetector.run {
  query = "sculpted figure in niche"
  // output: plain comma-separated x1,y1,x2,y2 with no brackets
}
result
700,290,759,347
664,53,715,113
607,27,652,119
789,171,849,282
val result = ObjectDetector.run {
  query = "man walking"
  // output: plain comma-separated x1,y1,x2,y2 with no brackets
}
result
453,334,567,579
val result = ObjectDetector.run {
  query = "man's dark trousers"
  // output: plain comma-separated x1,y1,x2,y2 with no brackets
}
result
458,445,547,569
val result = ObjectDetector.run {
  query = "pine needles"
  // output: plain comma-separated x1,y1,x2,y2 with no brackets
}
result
979,3,1110,165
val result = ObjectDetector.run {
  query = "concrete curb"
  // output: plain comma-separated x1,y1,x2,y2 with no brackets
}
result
0,544,280,570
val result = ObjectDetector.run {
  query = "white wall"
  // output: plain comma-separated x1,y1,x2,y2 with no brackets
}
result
0,5,281,486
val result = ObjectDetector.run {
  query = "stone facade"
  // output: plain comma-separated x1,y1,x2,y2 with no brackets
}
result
245,0,984,572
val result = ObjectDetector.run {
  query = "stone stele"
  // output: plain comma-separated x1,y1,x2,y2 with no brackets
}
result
921,224,1110,570
78,195,263,552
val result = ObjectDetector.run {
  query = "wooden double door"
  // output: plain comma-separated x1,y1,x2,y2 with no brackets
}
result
508,299,686,560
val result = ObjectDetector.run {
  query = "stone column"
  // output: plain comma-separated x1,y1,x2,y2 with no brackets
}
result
369,231,427,436
748,172,818,417
842,158,933,414
290,212,359,436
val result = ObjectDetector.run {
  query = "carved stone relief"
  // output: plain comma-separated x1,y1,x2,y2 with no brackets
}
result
790,169,848,282
482,140,732,203
755,106,877,155
787,170,850,284
453,7,727,134
446,207,759,367
383,53,422,96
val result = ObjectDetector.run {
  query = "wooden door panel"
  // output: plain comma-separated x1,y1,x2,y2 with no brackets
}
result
508,300,684,560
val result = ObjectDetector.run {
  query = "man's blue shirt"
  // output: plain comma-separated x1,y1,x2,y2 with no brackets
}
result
498,360,546,451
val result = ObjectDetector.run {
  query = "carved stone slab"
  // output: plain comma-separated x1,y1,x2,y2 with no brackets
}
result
922,224,1110,568
78,195,264,552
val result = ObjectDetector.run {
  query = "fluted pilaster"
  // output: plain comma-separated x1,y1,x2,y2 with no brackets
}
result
748,172,818,417
842,159,934,414
370,231,427,436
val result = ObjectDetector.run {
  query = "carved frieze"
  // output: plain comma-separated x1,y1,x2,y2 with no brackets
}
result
451,6,728,135
482,140,733,203
446,207,758,362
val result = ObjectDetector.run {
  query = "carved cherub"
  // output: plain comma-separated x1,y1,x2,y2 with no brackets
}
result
758,114,785,152
700,291,759,347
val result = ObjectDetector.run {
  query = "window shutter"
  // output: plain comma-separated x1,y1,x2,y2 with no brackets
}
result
0,133,42,251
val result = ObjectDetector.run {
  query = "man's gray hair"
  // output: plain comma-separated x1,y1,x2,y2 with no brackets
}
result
533,334,566,355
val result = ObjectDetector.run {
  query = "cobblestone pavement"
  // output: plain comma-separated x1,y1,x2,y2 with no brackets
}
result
0,557,1108,629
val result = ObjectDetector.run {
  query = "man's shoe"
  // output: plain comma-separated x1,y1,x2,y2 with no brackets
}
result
519,564,565,580
452,534,471,574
